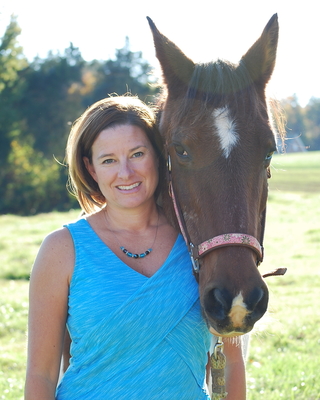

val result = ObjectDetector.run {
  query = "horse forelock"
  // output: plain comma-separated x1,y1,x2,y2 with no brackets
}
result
183,60,257,112
189,60,251,95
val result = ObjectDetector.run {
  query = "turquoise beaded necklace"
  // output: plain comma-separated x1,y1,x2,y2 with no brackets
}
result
104,209,159,259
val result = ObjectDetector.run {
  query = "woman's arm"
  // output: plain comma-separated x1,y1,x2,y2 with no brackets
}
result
25,228,74,400
224,338,246,400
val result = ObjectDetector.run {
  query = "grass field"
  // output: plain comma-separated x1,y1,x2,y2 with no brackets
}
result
247,151,320,400
0,151,319,399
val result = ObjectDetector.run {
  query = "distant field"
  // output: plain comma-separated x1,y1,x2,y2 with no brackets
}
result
270,151,320,192
0,151,319,399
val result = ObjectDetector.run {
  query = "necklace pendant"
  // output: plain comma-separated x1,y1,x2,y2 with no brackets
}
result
120,247,152,259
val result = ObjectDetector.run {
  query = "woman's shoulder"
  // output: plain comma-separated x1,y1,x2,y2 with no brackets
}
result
32,227,75,283
42,226,74,249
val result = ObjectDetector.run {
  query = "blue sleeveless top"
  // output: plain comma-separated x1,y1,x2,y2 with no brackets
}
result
56,218,211,399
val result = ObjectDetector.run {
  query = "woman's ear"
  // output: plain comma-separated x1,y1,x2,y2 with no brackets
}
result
83,157,97,182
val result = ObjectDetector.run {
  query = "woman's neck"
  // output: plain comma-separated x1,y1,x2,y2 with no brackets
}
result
103,201,160,233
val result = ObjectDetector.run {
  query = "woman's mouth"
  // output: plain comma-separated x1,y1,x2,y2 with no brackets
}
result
117,182,141,191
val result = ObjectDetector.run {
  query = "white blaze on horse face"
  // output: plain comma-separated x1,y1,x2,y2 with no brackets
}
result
228,292,249,328
213,107,238,158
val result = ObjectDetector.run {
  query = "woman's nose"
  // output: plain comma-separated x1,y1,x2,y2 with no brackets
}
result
118,160,133,178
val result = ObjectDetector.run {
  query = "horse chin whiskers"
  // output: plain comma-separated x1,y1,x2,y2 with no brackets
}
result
209,325,249,338
224,335,242,347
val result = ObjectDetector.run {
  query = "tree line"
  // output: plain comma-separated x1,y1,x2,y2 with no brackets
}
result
1,16,319,215
281,95,320,151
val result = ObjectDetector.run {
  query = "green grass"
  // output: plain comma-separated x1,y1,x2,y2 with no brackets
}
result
0,281,29,400
246,151,320,400
0,152,319,399
0,210,81,280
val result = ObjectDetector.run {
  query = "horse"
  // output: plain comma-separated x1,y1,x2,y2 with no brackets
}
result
147,14,286,338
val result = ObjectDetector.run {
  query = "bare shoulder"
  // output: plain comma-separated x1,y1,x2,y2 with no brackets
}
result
41,226,74,253
32,227,74,283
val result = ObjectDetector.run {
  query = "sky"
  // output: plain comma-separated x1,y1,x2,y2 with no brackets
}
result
0,0,318,106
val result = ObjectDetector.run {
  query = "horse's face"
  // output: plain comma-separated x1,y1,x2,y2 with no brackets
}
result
162,97,275,336
148,15,279,336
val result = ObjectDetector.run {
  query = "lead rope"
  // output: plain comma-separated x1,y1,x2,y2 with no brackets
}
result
211,337,228,399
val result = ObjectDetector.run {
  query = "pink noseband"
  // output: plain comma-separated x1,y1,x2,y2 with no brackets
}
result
198,233,263,260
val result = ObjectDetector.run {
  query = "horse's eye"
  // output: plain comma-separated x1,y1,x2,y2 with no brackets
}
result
174,144,188,157
265,151,274,161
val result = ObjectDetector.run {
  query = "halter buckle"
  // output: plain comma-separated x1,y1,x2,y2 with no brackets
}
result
189,243,200,273
167,154,172,172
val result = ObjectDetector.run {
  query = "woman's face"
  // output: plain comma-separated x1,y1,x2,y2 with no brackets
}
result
84,124,159,212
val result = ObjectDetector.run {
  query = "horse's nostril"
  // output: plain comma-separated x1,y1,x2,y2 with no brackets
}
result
204,288,232,321
247,286,269,321
247,287,264,309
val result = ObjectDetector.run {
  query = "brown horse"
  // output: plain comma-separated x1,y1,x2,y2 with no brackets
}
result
147,15,284,337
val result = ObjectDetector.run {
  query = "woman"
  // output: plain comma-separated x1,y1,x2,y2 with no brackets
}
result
25,96,245,399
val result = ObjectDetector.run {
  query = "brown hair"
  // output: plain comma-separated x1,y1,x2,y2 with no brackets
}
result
66,95,165,214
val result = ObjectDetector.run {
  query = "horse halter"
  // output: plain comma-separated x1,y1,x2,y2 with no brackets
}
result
167,155,287,279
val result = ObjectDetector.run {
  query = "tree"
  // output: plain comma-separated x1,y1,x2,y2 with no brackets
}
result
304,98,320,150
0,15,27,162
84,37,158,106
281,95,320,151
281,95,305,135
19,44,85,159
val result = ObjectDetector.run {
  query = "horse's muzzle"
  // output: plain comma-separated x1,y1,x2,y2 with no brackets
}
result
202,285,269,336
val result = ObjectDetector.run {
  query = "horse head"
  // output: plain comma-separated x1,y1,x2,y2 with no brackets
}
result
148,15,280,336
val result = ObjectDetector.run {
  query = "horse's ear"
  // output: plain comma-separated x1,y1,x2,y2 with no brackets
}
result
241,14,279,89
147,17,195,93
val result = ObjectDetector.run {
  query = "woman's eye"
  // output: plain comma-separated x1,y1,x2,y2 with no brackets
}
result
103,158,115,164
132,151,144,158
